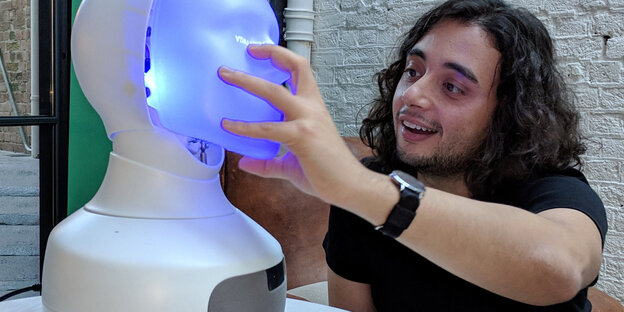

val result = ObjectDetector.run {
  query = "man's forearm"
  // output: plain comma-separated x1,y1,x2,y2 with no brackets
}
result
336,169,601,306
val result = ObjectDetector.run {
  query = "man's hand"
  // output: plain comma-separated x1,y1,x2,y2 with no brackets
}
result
218,44,365,204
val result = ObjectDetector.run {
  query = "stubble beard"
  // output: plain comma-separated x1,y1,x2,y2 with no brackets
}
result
396,136,483,179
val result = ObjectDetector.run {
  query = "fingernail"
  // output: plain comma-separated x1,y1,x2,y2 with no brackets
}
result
218,67,235,82
247,45,259,57
219,66,232,74
221,118,235,129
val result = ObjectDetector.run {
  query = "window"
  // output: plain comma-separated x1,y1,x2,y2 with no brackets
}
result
0,0,70,299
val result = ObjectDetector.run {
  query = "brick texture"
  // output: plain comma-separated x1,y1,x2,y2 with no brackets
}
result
0,0,31,154
312,0,624,303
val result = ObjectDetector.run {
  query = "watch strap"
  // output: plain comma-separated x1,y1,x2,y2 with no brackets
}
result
376,187,421,238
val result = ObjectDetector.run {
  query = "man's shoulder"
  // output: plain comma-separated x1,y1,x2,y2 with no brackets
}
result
524,167,591,191
502,167,602,212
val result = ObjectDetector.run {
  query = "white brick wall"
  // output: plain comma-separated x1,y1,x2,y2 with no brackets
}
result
310,0,624,303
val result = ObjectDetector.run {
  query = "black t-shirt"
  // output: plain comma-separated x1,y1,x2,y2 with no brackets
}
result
323,161,607,311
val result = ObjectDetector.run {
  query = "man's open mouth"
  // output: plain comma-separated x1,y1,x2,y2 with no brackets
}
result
402,120,438,135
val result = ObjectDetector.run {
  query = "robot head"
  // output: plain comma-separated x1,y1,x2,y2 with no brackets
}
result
72,0,288,160
145,0,289,159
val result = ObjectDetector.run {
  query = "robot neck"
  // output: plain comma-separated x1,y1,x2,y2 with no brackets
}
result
83,129,236,219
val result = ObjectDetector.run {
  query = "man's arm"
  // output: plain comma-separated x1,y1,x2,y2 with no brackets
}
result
219,44,603,306
328,268,376,312
342,171,603,306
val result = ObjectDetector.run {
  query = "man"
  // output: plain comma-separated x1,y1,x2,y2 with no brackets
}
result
219,0,607,311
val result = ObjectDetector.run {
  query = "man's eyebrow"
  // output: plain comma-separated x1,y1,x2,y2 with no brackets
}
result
445,62,479,85
408,47,479,85
407,47,425,60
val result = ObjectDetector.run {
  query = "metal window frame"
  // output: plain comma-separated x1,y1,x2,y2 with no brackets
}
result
0,0,71,279
38,0,71,276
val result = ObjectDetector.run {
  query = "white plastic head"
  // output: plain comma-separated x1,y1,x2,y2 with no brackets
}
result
72,0,288,159
145,0,289,159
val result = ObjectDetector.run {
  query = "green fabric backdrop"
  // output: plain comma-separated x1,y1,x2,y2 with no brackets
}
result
67,0,112,215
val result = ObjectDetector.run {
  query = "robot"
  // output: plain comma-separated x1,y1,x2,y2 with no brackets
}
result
41,0,290,311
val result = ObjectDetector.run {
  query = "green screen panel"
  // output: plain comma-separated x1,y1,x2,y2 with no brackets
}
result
67,0,112,215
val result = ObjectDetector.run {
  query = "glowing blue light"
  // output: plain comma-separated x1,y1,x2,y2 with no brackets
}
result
144,58,150,73
144,0,289,159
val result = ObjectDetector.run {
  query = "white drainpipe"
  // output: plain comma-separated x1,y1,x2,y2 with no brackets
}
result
30,0,39,158
284,0,314,60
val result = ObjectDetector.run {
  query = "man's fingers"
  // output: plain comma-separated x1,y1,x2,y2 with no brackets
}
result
238,156,276,178
218,66,299,117
238,155,295,180
247,44,319,98
222,118,295,144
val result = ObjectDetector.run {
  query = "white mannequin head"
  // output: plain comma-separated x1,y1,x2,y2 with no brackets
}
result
72,0,288,160
145,0,289,159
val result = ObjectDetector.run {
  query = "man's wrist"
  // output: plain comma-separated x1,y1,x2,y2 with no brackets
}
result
375,170,425,238
336,169,401,227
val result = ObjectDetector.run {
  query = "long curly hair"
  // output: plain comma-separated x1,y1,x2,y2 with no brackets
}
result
360,0,585,200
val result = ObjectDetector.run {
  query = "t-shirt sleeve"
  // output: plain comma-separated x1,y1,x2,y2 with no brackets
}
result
520,173,608,246
323,205,374,284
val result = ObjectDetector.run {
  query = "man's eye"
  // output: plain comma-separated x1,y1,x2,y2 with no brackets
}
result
404,68,421,78
444,82,464,95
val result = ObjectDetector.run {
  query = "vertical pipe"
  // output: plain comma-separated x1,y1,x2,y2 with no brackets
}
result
284,0,314,60
31,0,40,158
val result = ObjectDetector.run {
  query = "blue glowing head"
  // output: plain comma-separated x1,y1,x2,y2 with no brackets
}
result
144,0,289,159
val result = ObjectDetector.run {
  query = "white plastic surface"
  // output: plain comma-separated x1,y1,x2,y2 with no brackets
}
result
50,1,291,311
71,0,154,136
85,151,232,219
287,282,329,306
72,0,290,159
112,128,224,180
0,297,347,312
42,209,283,312
146,0,290,159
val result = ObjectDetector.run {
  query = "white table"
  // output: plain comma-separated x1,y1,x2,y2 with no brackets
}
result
0,296,348,312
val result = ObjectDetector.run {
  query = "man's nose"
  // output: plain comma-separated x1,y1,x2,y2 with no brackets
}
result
400,76,435,110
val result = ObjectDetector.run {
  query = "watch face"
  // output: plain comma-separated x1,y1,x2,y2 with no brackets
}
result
392,170,426,193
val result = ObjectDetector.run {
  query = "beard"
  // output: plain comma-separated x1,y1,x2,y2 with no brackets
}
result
396,135,483,178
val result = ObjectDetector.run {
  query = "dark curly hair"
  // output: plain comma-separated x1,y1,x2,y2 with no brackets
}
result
360,0,585,200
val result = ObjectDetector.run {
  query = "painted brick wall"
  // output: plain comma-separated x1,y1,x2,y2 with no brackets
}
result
311,0,624,303
0,0,31,153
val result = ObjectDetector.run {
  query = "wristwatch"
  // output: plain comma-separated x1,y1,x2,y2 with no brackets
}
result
375,170,425,238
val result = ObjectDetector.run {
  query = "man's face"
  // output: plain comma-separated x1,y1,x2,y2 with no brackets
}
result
392,20,500,178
